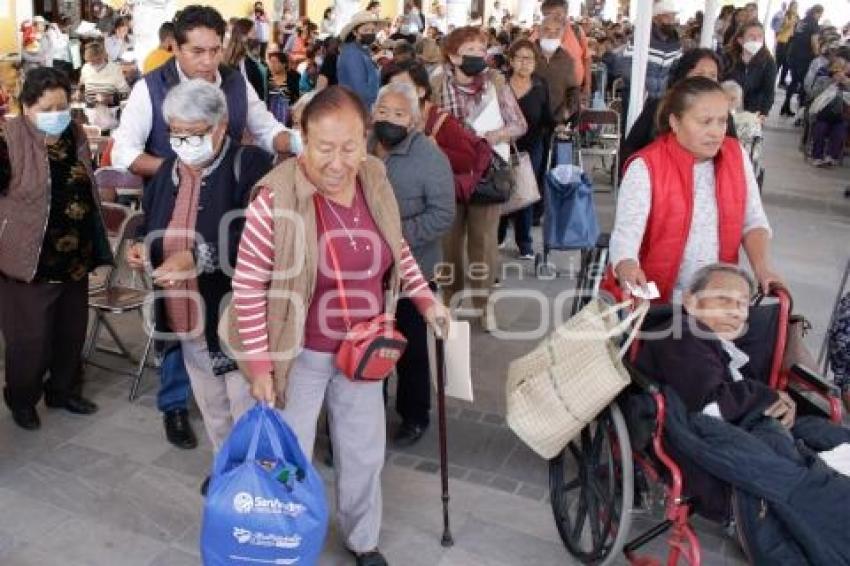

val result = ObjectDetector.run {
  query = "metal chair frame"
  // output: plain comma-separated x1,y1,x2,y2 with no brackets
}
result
575,108,621,199
83,207,154,400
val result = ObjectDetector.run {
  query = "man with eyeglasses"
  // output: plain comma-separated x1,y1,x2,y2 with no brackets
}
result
112,5,296,451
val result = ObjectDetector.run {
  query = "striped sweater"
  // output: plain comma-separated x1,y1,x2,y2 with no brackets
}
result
233,186,436,377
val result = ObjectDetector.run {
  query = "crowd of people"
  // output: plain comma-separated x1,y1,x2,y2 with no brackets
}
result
1,1,849,564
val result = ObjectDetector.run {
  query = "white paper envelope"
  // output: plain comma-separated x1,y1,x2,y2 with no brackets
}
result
471,96,510,162
427,321,473,402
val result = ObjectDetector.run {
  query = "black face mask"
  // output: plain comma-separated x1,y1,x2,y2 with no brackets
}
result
374,120,408,147
359,33,377,46
459,55,487,76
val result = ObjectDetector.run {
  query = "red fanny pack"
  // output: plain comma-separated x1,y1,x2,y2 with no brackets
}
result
314,194,407,381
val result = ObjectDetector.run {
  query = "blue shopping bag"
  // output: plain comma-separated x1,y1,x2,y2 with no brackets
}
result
544,165,600,249
201,404,329,566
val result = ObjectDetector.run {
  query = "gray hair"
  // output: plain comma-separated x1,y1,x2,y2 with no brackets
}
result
688,263,756,296
720,80,743,111
162,79,228,126
375,81,421,126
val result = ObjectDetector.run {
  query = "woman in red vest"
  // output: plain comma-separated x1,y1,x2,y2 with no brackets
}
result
606,77,781,303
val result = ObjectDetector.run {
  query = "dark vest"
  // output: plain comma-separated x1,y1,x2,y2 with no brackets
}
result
143,58,248,158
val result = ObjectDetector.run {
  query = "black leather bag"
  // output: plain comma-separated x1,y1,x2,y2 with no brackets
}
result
470,152,515,204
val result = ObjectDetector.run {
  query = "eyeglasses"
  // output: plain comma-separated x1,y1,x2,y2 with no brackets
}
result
169,130,211,148
513,56,535,62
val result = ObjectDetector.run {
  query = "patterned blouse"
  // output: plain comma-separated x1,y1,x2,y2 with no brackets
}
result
0,127,98,283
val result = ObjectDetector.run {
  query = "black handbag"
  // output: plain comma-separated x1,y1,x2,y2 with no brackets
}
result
470,152,515,205
817,92,846,124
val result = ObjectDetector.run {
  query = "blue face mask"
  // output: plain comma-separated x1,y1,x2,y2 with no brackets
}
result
35,110,72,136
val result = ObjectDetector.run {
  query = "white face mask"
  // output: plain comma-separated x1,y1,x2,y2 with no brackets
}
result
743,40,763,55
540,38,560,53
171,134,216,166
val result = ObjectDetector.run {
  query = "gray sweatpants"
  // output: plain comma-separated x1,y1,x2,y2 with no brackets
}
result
181,339,254,452
280,348,385,553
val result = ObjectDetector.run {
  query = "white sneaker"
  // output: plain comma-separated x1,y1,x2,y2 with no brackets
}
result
497,241,508,250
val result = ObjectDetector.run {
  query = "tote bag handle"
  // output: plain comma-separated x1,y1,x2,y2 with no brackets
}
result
596,299,650,359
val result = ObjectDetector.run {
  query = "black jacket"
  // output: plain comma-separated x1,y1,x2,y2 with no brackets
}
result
243,56,269,102
636,309,779,424
723,51,778,115
140,139,272,368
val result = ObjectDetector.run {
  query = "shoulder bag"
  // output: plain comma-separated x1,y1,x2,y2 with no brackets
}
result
314,193,408,381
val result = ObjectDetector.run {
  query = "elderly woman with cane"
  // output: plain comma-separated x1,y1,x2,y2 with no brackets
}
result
228,86,450,566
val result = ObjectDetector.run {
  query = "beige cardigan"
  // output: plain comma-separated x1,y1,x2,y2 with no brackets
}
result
222,155,404,402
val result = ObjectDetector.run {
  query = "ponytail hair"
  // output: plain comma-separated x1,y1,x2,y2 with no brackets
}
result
656,76,725,134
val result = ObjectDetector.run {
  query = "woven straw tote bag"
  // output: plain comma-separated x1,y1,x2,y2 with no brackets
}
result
506,299,648,459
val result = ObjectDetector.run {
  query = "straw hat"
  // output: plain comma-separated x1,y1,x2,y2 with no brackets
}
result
340,11,389,41
652,0,678,16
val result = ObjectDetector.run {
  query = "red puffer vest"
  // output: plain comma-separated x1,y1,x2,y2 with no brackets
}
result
601,133,747,303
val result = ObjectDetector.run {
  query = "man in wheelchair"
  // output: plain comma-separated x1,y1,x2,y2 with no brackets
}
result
634,263,850,565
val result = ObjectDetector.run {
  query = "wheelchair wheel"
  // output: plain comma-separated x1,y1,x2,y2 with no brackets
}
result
549,403,633,565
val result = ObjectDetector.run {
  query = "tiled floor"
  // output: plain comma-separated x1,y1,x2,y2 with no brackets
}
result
0,99,847,566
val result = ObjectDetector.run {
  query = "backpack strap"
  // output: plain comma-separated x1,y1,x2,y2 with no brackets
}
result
426,110,450,142
232,145,245,187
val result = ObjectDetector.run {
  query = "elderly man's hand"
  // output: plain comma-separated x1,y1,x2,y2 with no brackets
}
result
764,390,796,429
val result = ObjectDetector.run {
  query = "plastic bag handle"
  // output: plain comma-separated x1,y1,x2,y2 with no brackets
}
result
247,406,286,464
265,406,313,471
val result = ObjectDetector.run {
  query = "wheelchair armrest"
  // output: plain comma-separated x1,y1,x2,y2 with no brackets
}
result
623,359,659,394
788,363,840,397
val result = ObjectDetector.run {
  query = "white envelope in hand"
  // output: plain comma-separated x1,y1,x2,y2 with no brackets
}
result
471,96,510,163
427,321,473,402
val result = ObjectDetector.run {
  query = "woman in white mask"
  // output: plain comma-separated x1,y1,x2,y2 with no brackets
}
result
126,79,273,494
0,67,112,431
721,22,777,120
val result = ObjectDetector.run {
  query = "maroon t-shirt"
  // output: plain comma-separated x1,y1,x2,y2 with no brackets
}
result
303,184,393,352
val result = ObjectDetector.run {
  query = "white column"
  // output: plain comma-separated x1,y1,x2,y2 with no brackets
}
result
700,0,719,49
568,0,581,19
629,0,638,21
132,0,177,66
626,0,653,135
446,0,471,28
603,0,618,22
516,0,536,26
763,0,777,52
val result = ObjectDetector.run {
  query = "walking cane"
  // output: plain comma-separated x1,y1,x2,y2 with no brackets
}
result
435,335,454,547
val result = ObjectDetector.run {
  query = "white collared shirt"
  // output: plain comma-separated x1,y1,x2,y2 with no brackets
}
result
111,60,288,170
702,339,751,419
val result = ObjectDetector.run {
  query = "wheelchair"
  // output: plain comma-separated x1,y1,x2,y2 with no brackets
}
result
549,241,843,566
